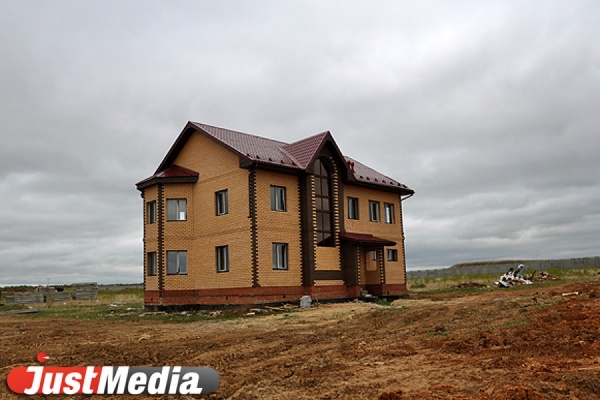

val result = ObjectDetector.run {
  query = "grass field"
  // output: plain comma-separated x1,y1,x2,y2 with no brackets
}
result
2,267,599,321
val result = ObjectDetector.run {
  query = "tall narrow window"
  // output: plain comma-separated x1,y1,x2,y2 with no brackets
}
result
167,199,187,221
166,251,187,275
216,190,228,215
369,200,380,222
270,186,286,211
147,201,156,224
216,246,229,272
314,159,334,246
272,243,288,270
147,252,157,276
347,197,359,220
384,203,395,224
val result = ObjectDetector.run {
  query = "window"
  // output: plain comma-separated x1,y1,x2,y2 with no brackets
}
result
270,186,286,211
216,246,229,272
167,199,187,221
272,243,288,270
166,251,187,275
315,159,334,246
147,252,157,276
371,251,377,261
384,203,395,224
369,201,380,222
147,201,156,224
347,197,359,220
387,249,398,261
216,190,228,215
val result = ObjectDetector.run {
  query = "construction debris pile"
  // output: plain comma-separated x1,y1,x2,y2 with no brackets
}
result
494,264,561,288
495,264,532,288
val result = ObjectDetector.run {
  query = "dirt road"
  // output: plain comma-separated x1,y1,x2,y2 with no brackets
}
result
2,281,600,399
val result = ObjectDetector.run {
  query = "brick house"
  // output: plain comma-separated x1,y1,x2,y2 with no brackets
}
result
136,122,414,306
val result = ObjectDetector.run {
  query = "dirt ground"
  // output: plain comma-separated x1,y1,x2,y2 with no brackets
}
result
2,281,600,400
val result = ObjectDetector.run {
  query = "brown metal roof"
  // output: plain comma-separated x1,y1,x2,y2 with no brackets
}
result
138,121,414,195
281,131,331,169
156,164,199,178
136,164,199,190
345,156,413,192
339,232,397,246
191,122,299,168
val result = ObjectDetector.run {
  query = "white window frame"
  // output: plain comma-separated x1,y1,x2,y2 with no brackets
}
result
167,199,187,221
270,186,286,211
272,243,288,270
384,203,395,224
216,190,228,216
166,250,187,275
216,246,229,272
369,200,380,222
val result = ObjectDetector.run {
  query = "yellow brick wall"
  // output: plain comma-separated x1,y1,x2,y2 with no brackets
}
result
315,247,340,270
254,170,302,287
175,131,240,178
143,187,159,247
163,184,194,238
314,280,344,286
143,187,159,290
344,185,406,284
145,131,254,291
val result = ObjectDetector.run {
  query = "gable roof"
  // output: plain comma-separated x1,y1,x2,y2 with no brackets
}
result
138,121,414,195
281,131,333,169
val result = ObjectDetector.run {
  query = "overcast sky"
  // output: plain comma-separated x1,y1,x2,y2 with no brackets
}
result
1,1,598,286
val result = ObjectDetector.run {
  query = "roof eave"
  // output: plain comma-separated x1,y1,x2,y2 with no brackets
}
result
347,180,415,195
136,176,199,191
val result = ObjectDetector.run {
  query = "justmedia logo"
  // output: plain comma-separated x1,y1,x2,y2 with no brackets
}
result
7,353,220,395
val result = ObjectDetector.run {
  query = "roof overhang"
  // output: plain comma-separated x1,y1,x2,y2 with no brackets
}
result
339,232,396,246
136,164,199,191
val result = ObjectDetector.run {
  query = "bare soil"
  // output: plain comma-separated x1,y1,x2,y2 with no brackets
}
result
2,281,600,399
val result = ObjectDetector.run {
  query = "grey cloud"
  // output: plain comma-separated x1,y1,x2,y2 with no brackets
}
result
1,1,599,285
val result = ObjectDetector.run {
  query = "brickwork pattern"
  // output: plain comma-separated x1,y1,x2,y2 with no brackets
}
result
344,185,406,284
140,129,412,305
142,132,255,293
254,170,302,287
